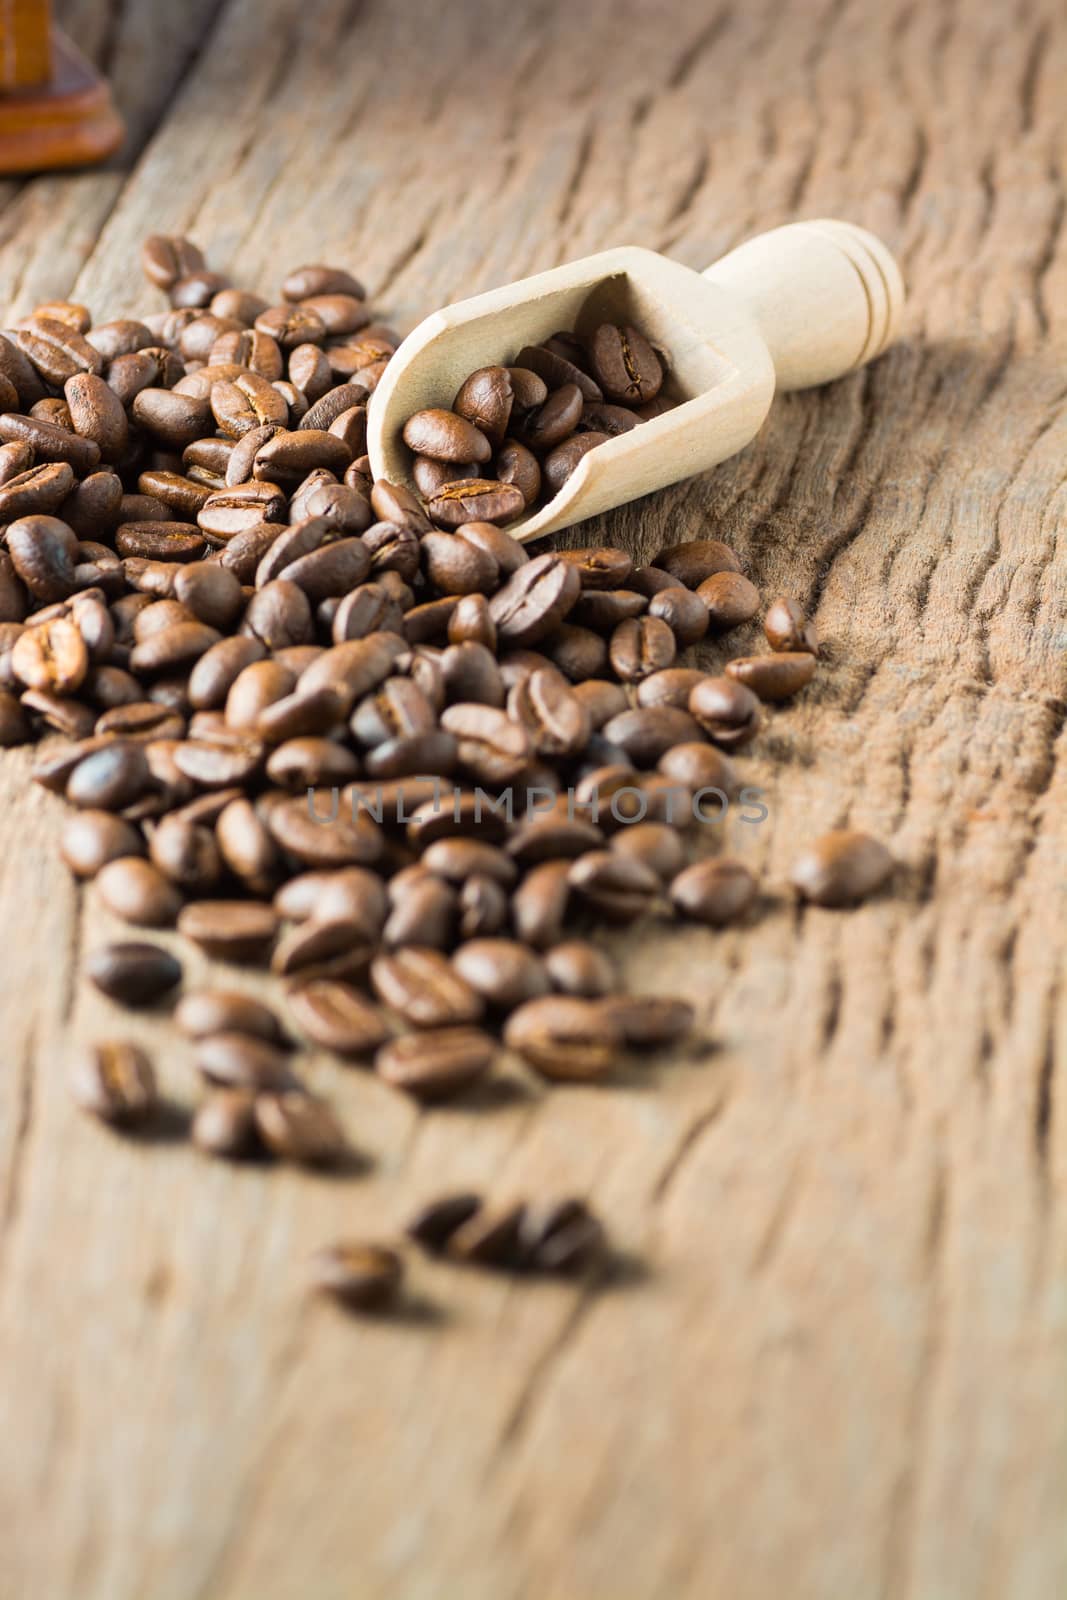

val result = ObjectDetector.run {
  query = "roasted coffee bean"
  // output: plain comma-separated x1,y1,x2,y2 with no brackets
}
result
568,850,661,920
253,427,351,486
0,335,46,408
300,382,367,433
402,408,491,465
635,667,706,711
456,875,509,939
447,1203,528,1268
558,545,633,590
116,522,207,562
514,343,602,403
725,650,816,700
447,592,497,649
130,388,212,450
524,1199,606,1273
588,322,663,403
310,1242,403,1310
569,589,646,631
420,530,499,596
17,317,104,384
697,569,760,629
610,821,687,882
96,856,181,926
0,412,100,472
599,994,695,1048
242,579,313,650
544,940,616,997
371,946,483,1028
287,980,388,1056
211,374,289,438
11,615,88,694
6,514,78,601
254,1091,346,1165
647,584,710,646
0,461,75,520
657,740,738,797
66,742,149,811
376,1026,494,1101
60,810,144,877
407,1193,482,1253
197,1032,292,1090
267,792,385,868
192,1090,260,1158
63,373,128,462
510,858,572,948
495,438,541,507
440,702,531,784
288,343,333,400
609,615,677,681
489,553,580,645
451,938,550,1010
62,471,124,540
271,915,372,977
652,539,742,587
542,430,609,493
274,865,387,931
504,995,622,1081
188,636,266,709
283,264,365,302
670,857,757,924
507,668,590,757
453,366,513,446
299,633,407,711
571,679,627,730
579,401,640,436
508,814,603,866
790,830,894,907
601,705,704,765
86,941,182,1006
142,234,205,290
71,1040,156,1125
148,813,222,889
255,303,327,349
427,478,525,529
518,382,584,453
176,988,284,1044
177,900,278,961
764,595,819,656
688,676,761,747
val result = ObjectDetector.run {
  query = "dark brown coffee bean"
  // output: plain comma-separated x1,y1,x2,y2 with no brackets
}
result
419,530,497,597
514,343,601,402
6,514,78,601
66,742,148,811
299,382,367,434
601,705,704,765
86,941,181,1006
210,374,289,439
131,389,212,450
578,401,640,436
197,1032,292,1090
0,334,46,408
0,461,75,521
11,615,88,694
764,595,819,656
568,680,625,731
651,539,742,587
310,1242,402,1309
568,850,660,920
599,994,695,1048
725,651,816,700
544,940,616,997
543,430,608,493
254,428,351,486
96,857,181,926
71,1040,156,1125
427,478,525,529
588,321,663,403
504,995,622,1081
657,741,738,798
495,438,541,507
790,830,894,907
524,1200,607,1273
16,317,104,383
170,274,230,313
298,293,369,337
504,668,589,758
283,264,365,302
440,702,531,784
60,810,144,878
452,938,550,1010
64,373,128,462
270,914,372,978
421,837,517,889
148,813,222,889
631,669,703,713
489,553,580,646
242,579,314,650
402,408,491,465
609,615,677,681
188,636,266,710
376,1026,494,1102
688,676,761,747
0,412,99,472
648,585,710,646
255,1090,346,1165
175,990,282,1045
371,946,483,1027
518,382,584,454
298,634,407,712
273,866,386,931
192,1090,259,1159
447,1203,528,1268
254,304,327,349
610,821,686,882
670,857,757,924
507,814,604,866
697,570,760,629
447,592,497,649
509,859,571,949
177,900,278,961
286,980,387,1056
288,343,333,401
141,234,204,289
407,1193,482,1253
62,472,124,540
451,367,512,447
115,522,208,562
171,728,265,788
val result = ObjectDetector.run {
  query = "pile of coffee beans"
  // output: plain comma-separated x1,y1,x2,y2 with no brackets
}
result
400,322,674,526
0,235,895,1313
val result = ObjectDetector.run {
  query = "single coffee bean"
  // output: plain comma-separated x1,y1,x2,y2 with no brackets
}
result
489,553,580,645
66,742,150,811
420,530,499,596
601,705,704,765
132,388,213,450
254,1091,347,1165
188,636,266,709
177,900,278,961
310,1242,403,1310
267,792,385,869
70,1040,156,1126
16,317,104,384
609,615,677,681
86,941,182,1006
283,264,366,302
790,830,894,907
115,522,208,562
670,857,757,924
634,667,706,711
514,343,602,402
568,850,661,920
572,679,628,728
149,814,223,890
610,821,687,882
524,1200,607,1274
0,412,99,472
569,588,646,630
407,1193,482,1253
287,980,388,1055
507,668,590,757
60,810,145,878
453,366,514,446
725,651,816,700
6,514,78,602
518,383,584,453
544,940,617,998
253,428,352,486
587,322,663,403
688,676,761,747
197,1032,293,1090
651,538,742,587
495,438,541,507
452,938,550,1011
543,430,610,494
176,988,284,1043
192,1090,260,1159
64,373,129,462
271,915,372,977
255,304,327,349
447,1203,528,1269
0,461,76,520
371,946,484,1028
697,569,761,629
504,995,623,1081
141,234,205,290
658,740,738,797
96,857,182,927
448,592,497,649
764,595,819,655
402,408,492,464
375,1026,494,1101
647,584,710,646
578,401,641,436
421,837,517,888
427,478,525,528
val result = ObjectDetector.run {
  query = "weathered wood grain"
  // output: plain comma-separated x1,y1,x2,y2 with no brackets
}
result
0,0,1065,1596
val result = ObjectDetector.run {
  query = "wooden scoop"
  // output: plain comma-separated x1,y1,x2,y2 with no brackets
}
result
366,219,904,543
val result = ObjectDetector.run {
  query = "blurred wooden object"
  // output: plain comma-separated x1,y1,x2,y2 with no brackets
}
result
0,1,122,172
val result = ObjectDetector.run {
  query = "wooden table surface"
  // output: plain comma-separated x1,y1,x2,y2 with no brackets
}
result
1,1,1065,1596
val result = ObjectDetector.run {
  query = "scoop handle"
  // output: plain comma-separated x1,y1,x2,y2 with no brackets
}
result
702,220,904,392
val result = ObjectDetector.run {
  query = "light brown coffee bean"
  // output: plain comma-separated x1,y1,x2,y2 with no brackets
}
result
697,570,760,629
598,994,695,1048
651,539,742,587
544,940,617,998
688,676,761,747
375,1026,494,1101
71,1040,156,1125
725,651,816,700
60,810,145,878
287,980,388,1056
402,408,491,464
504,995,623,1081
764,595,819,655
176,988,284,1042
192,1090,260,1158
96,857,182,927
371,946,483,1028
197,1032,292,1090
254,1091,347,1165
790,830,894,907
452,938,550,1010
427,478,525,528
177,900,278,961
670,857,757,924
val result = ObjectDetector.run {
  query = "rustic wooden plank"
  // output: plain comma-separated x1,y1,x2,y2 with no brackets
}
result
0,0,1065,1596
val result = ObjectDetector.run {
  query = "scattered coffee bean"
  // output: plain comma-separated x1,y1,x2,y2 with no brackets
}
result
71,1039,156,1126
254,1090,346,1165
504,995,622,1081
670,857,757,925
86,941,182,1005
790,830,894,907
375,1026,494,1101
310,1242,403,1310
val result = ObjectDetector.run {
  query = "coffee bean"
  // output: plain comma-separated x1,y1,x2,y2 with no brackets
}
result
407,1193,482,1252
142,234,205,290
670,857,757,924
60,810,145,877
86,941,182,1006
496,438,541,507
274,865,387,929
647,585,710,646
448,592,497,649
651,539,742,587
17,317,104,384
6,514,78,601
543,431,610,494
507,668,590,757
725,651,816,700
175,990,283,1045
194,1033,292,1094
697,570,760,629
96,857,182,926
177,900,278,961
764,595,819,655
287,980,388,1055
310,1242,403,1310
568,850,661,920
657,740,738,797
588,322,663,403
447,1203,528,1268
610,821,686,881
452,938,550,1010
271,915,372,977
192,1090,260,1158
514,343,601,403
376,1026,494,1101
255,304,327,349
64,373,128,462
254,1091,346,1165
371,946,483,1028
489,553,580,646
601,705,703,765
504,995,622,1081
267,792,384,868
116,522,208,562
67,741,150,811
688,677,761,747
427,479,525,529
283,264,365,302
518,383,583,454
599,994,695,1048
544,940,616,997
791,830,894,907
71,1040,156,1125
149,813,223,889
402,408,492,465
609,615,677,681
524,1200,606,1274
440,702,531,784
0,461,76,520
